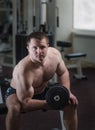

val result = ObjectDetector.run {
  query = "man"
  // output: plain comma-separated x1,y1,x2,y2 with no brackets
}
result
5,31,78,130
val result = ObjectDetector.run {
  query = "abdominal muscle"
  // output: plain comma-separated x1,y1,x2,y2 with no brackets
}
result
33,81,48,95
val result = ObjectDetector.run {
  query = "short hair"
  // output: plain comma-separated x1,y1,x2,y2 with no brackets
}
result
26,31,49,45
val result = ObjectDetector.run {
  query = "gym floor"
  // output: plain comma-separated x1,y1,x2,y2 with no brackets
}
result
0,67,95,130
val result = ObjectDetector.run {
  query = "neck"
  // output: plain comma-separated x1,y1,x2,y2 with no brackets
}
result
29,55,46,66
31,59,44,67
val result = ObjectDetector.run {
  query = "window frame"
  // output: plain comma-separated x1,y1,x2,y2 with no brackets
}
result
73,0,95,36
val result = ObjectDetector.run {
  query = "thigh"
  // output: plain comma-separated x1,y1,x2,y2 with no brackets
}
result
6,94,20,108
5,86,20,107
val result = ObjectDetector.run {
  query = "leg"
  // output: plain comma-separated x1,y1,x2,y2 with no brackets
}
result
6,94,21,130
63,105,78,130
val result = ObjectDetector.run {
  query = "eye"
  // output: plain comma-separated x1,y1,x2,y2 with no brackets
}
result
33,46,37,50
40,46,46,49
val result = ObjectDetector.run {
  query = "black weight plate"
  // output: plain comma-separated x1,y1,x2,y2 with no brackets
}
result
45,85,69,109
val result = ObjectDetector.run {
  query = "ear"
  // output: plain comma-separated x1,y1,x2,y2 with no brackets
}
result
26,45,29,50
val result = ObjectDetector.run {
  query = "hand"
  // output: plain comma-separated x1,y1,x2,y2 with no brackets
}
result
69,92,78,106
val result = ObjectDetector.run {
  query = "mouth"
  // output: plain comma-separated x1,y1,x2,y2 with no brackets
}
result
36,54,44,59
40,55,45,60
34,55,43,62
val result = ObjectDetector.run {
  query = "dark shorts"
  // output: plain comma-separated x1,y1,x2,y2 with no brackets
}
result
5,86,49,102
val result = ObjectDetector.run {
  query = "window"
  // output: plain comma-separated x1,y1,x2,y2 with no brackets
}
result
73,0,95,30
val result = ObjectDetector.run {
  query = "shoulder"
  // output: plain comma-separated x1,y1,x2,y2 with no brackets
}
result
13,56,30,75
48,47,61,56
48,47,62,61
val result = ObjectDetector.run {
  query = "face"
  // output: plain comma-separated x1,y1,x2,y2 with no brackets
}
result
27,38,49,63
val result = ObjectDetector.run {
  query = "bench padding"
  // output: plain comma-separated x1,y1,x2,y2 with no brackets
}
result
65,53,86,60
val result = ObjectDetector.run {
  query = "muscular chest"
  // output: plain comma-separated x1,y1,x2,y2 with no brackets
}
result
26,62,57,87
43,63,57,80
29,63,57,86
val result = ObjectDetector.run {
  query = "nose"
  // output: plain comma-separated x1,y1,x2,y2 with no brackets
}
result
36,47,41,54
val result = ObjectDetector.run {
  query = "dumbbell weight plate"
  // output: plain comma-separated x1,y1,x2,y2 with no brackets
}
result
45,85,70,109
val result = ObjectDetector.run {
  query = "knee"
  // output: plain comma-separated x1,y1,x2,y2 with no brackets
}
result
8,104,21,116
64,105,77,120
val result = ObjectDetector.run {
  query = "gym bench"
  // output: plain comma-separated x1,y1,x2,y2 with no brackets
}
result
57,41,87,79
65,53,87,79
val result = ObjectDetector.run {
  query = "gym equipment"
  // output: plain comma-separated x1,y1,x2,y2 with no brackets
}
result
45,84,69,109
0,86,3,104
13,0,59,65
0,76,10,97
0,76,9,114
59,111,66,130
16,0,57,42
57,41,87,79
57,41,72,52
0,103,8,115
65,53,87,79
0,49,12,74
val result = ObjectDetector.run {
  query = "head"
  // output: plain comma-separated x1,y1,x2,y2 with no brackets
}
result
26,31,49,63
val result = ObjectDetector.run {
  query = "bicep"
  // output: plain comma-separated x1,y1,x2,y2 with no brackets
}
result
17,85,34,103
13,71,33,102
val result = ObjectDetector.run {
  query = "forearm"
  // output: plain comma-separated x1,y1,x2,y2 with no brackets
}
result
21,98,47,112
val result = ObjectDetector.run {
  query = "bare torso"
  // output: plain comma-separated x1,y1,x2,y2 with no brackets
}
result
11,47,60,95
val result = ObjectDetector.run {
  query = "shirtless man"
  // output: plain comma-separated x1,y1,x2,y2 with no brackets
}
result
5,31,78,130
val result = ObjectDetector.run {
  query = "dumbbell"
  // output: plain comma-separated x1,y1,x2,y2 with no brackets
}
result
45,84,70,110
